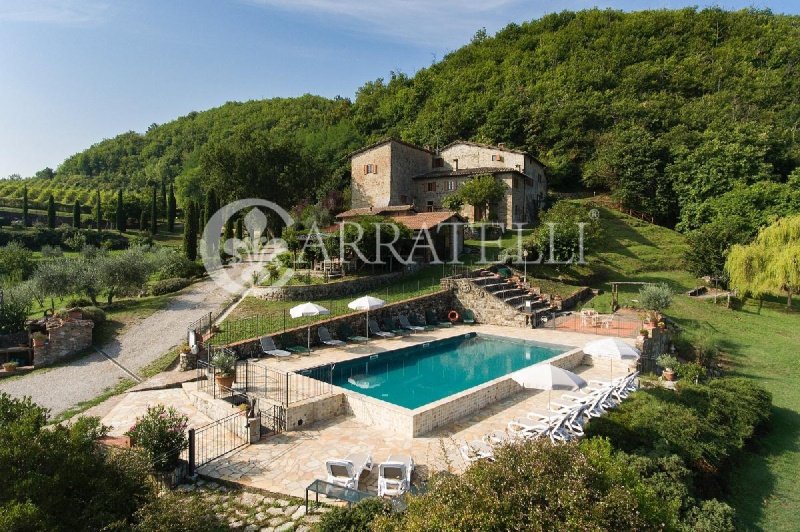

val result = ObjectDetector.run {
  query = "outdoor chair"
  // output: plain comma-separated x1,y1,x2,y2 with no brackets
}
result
382,316,411,336
325,452,373,491
408,314,435,331
378,455,414,497
462,309,476,325
368,319,396,338
460,440,494,463
397,314,425,332
318,326,346,347
338,323,369,344
279,334,312,355
259,336,292,358
426,310,452,328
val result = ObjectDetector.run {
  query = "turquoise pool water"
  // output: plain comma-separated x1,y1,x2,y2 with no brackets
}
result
302,333,569,410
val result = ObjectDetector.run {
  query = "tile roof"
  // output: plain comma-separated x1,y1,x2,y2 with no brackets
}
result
347,138,434,158
389,211,466,230
441,140,546,167
336,204,416,219
413,167,529,180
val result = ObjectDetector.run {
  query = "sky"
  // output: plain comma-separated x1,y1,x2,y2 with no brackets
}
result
1,0,798,178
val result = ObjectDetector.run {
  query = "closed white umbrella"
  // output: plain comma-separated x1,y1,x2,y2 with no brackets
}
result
347,296,386,338
289,302,330,352
583,337,640,380
512,364,587,411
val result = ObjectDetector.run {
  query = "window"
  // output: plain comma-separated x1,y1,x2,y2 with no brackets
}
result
400,195,408,204
447,180,456,191
427,182,436,192
453,158,459,170
515,164,521,172
426,201,434,212
364,164,377,174
433,157,444,168
492,154,504,162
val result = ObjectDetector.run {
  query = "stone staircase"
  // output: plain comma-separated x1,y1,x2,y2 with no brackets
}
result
470,271,553,314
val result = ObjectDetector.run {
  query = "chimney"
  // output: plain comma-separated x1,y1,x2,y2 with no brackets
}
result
498,142,506,149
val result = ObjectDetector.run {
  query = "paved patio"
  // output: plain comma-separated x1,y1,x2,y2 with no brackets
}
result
101,388,213,437
200,325,635,499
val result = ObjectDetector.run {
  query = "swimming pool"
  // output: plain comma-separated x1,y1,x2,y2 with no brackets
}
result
302,333,569,410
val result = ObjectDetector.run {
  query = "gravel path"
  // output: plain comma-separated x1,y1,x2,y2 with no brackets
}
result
0,264,256,416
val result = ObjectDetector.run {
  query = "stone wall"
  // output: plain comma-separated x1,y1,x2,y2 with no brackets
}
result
636,327,670,359
251,267,420,302
351,143,393,209
33,318,94,367
443,277,529,328
554,286,594,311
226,290,457,357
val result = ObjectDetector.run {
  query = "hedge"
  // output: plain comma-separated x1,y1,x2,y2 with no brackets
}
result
0,227,128,251
150,278,190,296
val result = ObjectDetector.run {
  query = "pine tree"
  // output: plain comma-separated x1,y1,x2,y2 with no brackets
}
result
47,195,56,229
95,190,101,232
116,190,126,233
73,201,81,229
167,184,176,232
150,185,158,235
183,201,198,261
22,187,29,227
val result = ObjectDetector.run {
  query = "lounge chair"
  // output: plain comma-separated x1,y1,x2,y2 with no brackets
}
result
484,429,513,445
460,440,494,463
259,336,292,358
408,314,435,331
397,314,425,332
426,310,453,328
382,316,411,336
325,452,373,490
462,309,476,325
338,323,369,344
507,416,551,440
368,319,395,338
318,326,345,347
279,335,311,355
378,455,414,497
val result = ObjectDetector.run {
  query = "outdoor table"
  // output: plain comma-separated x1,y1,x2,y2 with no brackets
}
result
305,479,374,513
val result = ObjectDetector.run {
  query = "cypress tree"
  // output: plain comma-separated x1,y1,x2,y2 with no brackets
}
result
224,216,234,242
95,190,101,232
167,184,176,232
150,185,158,235
140,209,148,233
160,180,167,221
73,201,81,228
183,201,198,261
47,195,56,229
235,216,244,240
116,190,126,233
22,187,29,227
204,189,217,228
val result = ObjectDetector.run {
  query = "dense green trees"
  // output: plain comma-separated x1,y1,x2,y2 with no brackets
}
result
441,174,507,221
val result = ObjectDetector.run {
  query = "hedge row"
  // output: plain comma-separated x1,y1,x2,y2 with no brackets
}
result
0,227,128,251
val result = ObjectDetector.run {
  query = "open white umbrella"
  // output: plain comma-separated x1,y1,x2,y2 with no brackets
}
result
289,302,330,352
347,296,386,338
583,337,640,380
512,364,587,411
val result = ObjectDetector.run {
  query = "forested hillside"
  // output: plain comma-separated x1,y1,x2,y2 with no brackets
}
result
12,8,800,233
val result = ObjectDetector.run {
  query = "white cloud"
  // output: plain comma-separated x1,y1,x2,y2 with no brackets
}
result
0,0,109,25
243,0,538,47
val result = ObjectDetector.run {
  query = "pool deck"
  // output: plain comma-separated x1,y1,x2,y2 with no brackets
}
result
199,325,635,498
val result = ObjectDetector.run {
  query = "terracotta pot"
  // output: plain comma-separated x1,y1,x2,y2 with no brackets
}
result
662,369,675,382
215,375,235,390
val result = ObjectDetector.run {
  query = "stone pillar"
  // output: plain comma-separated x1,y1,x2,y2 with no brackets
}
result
248,416,261,443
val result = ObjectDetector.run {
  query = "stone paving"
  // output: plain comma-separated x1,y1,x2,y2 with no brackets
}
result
201,325,635,499
101,387,213,437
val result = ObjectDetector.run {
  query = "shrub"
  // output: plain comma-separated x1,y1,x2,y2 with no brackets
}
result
316,497,393,531
79,306,107,324
65,296,93,308
132,492,228,532
0,293,29,335
638,283,674,313
40,244,63,258
153,251,204,280
126,405,189,471
0,241,33,282
677,361,705,384
150,277,191,296
656,354,678,371
684,499,736,532
210,350,237,378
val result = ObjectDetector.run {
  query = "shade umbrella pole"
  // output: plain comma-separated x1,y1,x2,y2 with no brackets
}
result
307,325,311,352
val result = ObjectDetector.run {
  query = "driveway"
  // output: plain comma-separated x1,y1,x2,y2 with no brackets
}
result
0,263,258,417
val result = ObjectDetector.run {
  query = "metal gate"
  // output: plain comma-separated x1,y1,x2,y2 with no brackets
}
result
186,411,249,473
260,403,287,436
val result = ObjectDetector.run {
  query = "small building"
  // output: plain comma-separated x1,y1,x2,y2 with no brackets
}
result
349,139,547,227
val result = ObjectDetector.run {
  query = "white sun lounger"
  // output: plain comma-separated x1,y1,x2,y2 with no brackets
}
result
460,440,494,463
260,336,292,358
378,455,414,497
325,452,373,490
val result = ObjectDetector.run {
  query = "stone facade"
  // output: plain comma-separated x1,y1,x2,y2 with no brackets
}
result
33,318,94,367
636,326,671,359
349,139,547,227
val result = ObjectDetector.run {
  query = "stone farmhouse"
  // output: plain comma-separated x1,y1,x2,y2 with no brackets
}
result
344,138,548,227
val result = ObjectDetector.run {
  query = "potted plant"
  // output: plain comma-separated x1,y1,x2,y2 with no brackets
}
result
657,354,679,382
211,350,237,390
2,361,18,373
31,332,47,348
638,328,649,337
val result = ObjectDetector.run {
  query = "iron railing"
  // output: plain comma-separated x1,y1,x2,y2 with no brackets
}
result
184,411,249,473
187,311,217,338
244,361,332,405
260,404,287,436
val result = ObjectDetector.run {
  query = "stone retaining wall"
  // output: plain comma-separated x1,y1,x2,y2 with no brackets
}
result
443,278,529,328
251,268,420,302
226,290,457,357
33,318,94,366
554,286,594,311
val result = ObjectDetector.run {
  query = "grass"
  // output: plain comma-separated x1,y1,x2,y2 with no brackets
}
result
138,346,181,380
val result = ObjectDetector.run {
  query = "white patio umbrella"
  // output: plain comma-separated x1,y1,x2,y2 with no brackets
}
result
289,302,330,352
583,337,640,380
512,364,587,411
347,296,386,338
